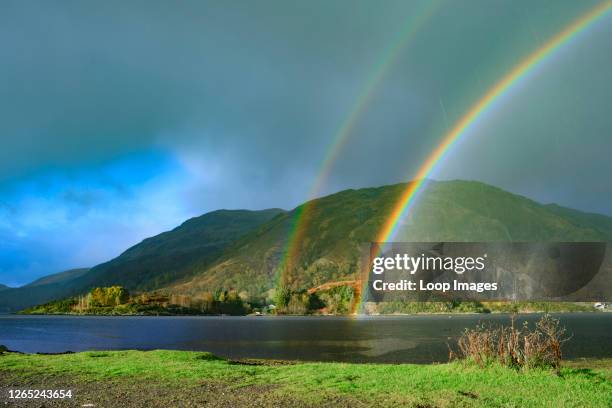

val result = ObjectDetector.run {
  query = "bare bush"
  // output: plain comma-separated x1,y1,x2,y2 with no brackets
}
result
450,314,570,372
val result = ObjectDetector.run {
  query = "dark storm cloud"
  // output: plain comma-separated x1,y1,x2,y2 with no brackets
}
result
2,0,609,205
0,0,610,285
0,0,413,182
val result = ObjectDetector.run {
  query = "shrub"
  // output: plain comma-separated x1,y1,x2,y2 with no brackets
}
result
89,286,129,307
450,314,569,372
317,285,355,314
274,285,292,309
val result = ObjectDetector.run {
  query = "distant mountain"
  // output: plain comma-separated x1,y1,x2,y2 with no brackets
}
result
78,208,285,290
25,268,90,288
167,180,611,300
0,284,10,292
544,204,612,240
2,180,611,312
0,209,284,312
0,270,90,313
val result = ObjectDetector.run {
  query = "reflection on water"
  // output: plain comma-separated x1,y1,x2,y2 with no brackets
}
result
0,314,610,363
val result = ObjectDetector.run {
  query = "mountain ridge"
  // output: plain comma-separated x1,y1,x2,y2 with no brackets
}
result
165,180,611,303
0,208,284,311
25,268,90,288
1,180,610,312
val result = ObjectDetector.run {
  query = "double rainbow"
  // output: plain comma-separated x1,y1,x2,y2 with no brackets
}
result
377,1,611,245
277,1,441,277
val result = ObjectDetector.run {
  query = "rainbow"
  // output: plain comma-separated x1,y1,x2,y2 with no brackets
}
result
376,1,611,245
276,1,441,278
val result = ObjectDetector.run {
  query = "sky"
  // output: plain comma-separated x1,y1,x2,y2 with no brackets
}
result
1,0,610,286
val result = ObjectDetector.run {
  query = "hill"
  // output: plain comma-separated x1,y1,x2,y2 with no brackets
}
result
0,268,92,313
3,180,611,312
24,268,90,288
76,208,285,291
0,273,91,313
167,180,610,302
544,203,612,240
0,284,9,292
0,209,284,312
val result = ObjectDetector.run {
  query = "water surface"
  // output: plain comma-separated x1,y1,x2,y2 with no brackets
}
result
1,314,610,363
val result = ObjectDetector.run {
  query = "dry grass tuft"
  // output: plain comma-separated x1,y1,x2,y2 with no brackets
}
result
449,314,570,372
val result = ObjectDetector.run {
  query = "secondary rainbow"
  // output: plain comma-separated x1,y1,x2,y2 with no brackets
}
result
376,1,611,245
277,1,441,275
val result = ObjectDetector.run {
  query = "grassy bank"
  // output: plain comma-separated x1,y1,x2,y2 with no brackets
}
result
1,350,610,407
370,301,597,314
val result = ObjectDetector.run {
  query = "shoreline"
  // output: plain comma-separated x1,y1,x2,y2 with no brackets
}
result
11,309,605,317
2,347,610,365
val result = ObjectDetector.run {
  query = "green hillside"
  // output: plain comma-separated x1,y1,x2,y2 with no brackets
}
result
4,180,611,313
0,268,91,313
545,203,612,240
0,276,88,313
24,268,90,287
77,208,285,291
167,180,610,302
0,209,284,312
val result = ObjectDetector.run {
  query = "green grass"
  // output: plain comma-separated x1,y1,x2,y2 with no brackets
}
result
483,301,596,313
1,350,610,407
371,301,596,314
